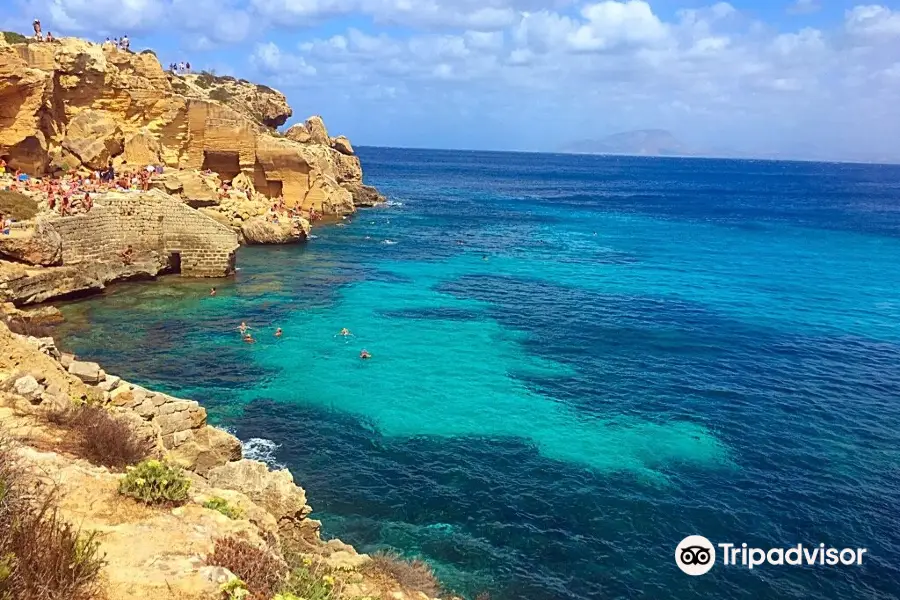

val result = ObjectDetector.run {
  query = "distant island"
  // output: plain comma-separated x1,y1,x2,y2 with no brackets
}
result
561,129,693,157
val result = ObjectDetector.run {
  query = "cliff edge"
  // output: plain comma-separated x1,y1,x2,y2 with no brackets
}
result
0,36,382,214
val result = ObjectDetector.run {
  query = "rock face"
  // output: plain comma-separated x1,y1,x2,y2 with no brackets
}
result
0,38,382,216
61,109,124,169
0,222,62,265
207,460,312,523
241,216,310,244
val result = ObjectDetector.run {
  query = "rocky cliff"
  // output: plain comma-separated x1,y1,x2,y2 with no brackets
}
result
0,316,456,600
0,36,383,214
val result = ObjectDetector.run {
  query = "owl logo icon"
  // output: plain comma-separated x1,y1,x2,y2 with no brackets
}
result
675,535,716,575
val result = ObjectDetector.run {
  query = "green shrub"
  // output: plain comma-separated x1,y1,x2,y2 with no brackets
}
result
209,87,233,103
0,190,39,221
220,577,250,600
279,561,338,600
118,459,190,505
1,32,28,45
202,497,244,520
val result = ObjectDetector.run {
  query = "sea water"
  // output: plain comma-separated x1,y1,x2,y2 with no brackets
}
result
55,149,900,599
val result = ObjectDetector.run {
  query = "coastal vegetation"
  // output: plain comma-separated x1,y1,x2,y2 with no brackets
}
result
0,433,105,600
118,459,191,505
364,552,443,598
203,496,245,520
48,403,151,470
0,32,28,45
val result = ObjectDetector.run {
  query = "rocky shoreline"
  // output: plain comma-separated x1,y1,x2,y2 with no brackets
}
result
0,316,458,600
1,35,385,307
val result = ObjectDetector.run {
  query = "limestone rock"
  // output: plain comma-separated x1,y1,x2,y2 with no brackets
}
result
241,217,309,244
68,360,102,384
169,425,243,475
62,110,125,170
0,222,62,266
123,128,162,166
304,116,330,145
343,182,386,208
206,459,312,522
284,123,310,144
331,135,354,156
13,374,42,402
153,170,221,204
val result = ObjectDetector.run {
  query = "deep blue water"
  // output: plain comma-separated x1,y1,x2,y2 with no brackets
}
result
56,149,900,599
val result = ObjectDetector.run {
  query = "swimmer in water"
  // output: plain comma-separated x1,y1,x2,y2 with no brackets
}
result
275,327,283,337
210,287,216,296
238,321,249,335
243,333,256,344
360,349,371,359
482,255,488,261
340,328,351,336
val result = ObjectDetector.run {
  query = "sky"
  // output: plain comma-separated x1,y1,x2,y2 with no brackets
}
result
3,0,900,161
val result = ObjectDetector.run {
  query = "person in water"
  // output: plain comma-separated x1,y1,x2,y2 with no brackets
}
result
243,333,256,344
360,349,371,359
210,287,216,296
238,321,249,334
275,328,283,337
340,328,351,336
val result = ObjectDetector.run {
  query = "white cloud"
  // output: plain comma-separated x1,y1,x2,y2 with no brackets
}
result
845,5,900,38
251,41,317,77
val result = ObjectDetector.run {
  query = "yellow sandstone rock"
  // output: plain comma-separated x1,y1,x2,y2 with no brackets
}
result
0,37,382,215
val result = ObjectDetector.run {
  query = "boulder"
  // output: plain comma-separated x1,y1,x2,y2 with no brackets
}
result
342,182,386,208
0,223,62,266
206,459,312,522
284,123,310,144
331,135,354,156
68,360,102,384
240,217,309,245
153,170,221,204
304,116,330,145
62,109,125,170
13,375,42,402
169,425,243,475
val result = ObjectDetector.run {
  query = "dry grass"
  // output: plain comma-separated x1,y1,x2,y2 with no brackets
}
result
0,432,106,600
364,551,443,597
206,537,288,600
50,404,151,471
0,190,39,221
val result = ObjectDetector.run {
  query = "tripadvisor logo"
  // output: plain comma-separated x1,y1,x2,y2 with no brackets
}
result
675,536,868,575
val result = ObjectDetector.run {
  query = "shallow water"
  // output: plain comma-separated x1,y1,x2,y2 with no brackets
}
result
56,150,900,599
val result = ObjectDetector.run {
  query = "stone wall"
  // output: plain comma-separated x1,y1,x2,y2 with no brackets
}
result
45,190,239,277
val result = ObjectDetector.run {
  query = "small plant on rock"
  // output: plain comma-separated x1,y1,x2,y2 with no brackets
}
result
203,497,244,520
118,459,190,505
364,551,442,597
220,577,250,600
279,559,339,600
68,404,151,470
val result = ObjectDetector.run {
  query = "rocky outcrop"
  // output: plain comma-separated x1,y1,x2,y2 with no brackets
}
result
207,459,312,522
61,109,124,169
343,182,387,207
0,38,382,216
0,222,62,265
241,216,310,244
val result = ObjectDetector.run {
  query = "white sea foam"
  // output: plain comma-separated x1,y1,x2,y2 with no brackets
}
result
241,437,285,469
385,200,404,207
382,239,398,245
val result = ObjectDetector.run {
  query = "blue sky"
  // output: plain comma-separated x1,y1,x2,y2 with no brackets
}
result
5,0,900,161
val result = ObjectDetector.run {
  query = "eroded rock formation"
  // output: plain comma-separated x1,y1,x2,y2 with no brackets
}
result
0,37,383,215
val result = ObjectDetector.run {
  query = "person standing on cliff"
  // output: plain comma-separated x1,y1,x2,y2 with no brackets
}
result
32,19,42,41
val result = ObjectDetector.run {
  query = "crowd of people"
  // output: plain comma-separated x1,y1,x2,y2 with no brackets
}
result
169,62,192,74
232,321,370,358
102,36,130,51
2,161,165,217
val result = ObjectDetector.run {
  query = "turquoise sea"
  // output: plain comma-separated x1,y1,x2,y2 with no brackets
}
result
56,149,900,599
